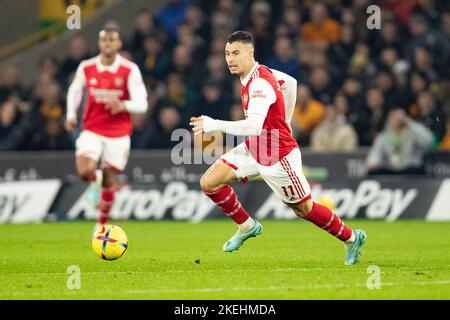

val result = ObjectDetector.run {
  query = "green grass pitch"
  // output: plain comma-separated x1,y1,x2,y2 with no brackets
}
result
0,220,449,299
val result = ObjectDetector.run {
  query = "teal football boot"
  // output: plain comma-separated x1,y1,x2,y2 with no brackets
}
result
345,229,367,265
223,220,262,252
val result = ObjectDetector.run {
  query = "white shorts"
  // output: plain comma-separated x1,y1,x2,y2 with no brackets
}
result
218,143,311,204
75,130,130,172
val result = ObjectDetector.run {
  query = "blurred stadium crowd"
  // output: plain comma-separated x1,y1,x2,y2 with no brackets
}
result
0,0,449,153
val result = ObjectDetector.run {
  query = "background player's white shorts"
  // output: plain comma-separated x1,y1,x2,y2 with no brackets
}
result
75,130,130,172
218,143,311,204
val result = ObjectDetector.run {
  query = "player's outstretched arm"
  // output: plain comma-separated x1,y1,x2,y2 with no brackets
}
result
190,113,266,136
190,77,275,136
65,63,86,131
123,64,148,114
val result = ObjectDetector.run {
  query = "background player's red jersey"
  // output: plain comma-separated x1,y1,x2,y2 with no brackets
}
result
67,54,147,138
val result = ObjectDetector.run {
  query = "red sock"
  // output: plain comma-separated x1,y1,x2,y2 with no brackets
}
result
98,187,115,224
203,185,250,224
304,202,353,241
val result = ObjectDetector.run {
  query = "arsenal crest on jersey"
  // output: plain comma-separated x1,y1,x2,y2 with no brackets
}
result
114,77,124,87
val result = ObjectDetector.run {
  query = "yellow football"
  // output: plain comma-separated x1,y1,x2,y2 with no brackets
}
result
92,224,128,260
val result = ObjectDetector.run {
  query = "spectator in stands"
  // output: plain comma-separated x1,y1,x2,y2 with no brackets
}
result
209,35,228,56
438,118,450,151
295,42,315,84
361,87,387,146
58,34,90,88
373,70,405,109
377,47,409,88
281,3,301,40
246,1,274,62
184,4,210,41
201,53,230,85
131,81,161,149
199,78,231,121
161,73,199,126
406,14,449,76
292,84,325,145
209,10,234,40
341,77,364,114
371,20,403,58
176,23,206,55
348,42,371,78
274,22,290,39
367,108,433,175
136,33,170,80
215,0,242,33
328,24,356,76
411,45,439,83
129,8,158,53
169,44,201,87
155,0,189,40
38,55,60,82
0,99,26,151
410,90,446,148
301,2,340,50
405,70,430,107
26,82,71,150
309,66,335,105
340,6,356,25
148,105,183,148
310,48,342,86
266,36,299,77
310,103,358,152
0,64,26,103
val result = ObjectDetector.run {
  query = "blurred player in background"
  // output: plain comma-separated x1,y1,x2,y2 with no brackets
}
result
65,27,148,232
190,31,366,265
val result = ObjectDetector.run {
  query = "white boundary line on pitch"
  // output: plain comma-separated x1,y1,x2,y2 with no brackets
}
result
126,280,450,294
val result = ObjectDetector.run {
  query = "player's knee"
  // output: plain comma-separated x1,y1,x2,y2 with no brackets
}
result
199,175,212,192
290,199,313,218
78,169,95,182
199,174,220,192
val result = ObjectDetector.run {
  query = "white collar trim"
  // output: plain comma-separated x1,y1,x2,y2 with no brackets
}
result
241,62,259,86
95,54,121,73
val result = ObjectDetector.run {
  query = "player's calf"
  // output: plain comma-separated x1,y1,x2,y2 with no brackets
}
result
289,200,366,264
290,200,353,241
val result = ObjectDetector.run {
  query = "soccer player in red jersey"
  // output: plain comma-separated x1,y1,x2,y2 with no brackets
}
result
65,28,148,232
190,31,367,265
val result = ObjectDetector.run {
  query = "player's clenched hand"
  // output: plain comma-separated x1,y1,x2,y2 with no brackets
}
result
189,116,204,135
105,98,126,115
64,119,78,132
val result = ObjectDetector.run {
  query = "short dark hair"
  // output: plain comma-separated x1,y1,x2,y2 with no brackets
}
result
100,26,122,39
227,31,254,46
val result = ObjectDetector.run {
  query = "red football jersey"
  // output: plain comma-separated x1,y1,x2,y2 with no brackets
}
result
72,55,142,137
241,64,299,165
